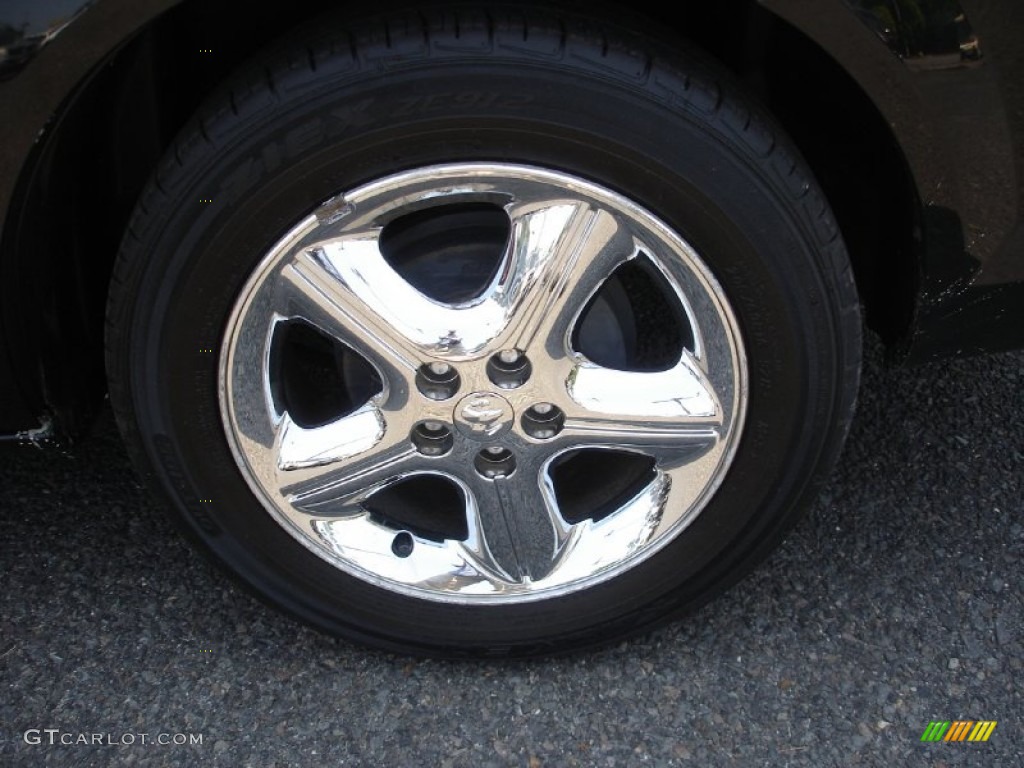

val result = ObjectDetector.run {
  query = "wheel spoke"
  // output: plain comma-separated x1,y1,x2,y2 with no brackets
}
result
494,202,636,360
276,407,419,512
460,456,573,582
561,352,723,466
276,241,428,384
455,472,522,583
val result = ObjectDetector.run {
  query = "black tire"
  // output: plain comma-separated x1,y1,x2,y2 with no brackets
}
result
106,5,861,657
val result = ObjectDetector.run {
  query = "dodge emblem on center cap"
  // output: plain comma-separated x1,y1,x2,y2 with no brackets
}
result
455,393,514,439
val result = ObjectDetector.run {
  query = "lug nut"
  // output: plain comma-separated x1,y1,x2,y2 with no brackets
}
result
411,422,454,456
474,447,516,478
521,403,565,439
486,349,531,389
416,361,461,400
428,361,451,376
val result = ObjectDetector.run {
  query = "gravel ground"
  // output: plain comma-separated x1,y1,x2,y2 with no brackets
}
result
1,337,1021,767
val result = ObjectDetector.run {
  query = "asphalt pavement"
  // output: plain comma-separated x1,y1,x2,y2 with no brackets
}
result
1,337,1021,767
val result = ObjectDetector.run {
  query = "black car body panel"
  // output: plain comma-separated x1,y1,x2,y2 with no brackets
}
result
0,0,178,438
769,0,1024,361
1,0,1022,440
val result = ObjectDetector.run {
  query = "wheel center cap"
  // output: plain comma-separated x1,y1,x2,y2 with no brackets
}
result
454,392,514,440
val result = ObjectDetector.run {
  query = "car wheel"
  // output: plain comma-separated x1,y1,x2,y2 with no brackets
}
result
106,5,860,656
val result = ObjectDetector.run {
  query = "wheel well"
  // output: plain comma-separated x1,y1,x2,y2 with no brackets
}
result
630,0,919,345
742,7,919,347
6,0,918,435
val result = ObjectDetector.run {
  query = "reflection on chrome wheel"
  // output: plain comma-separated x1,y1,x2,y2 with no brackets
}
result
220,164,746,601
107,6,861,656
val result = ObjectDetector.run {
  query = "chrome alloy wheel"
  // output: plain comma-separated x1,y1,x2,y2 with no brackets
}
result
219,163,747,603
